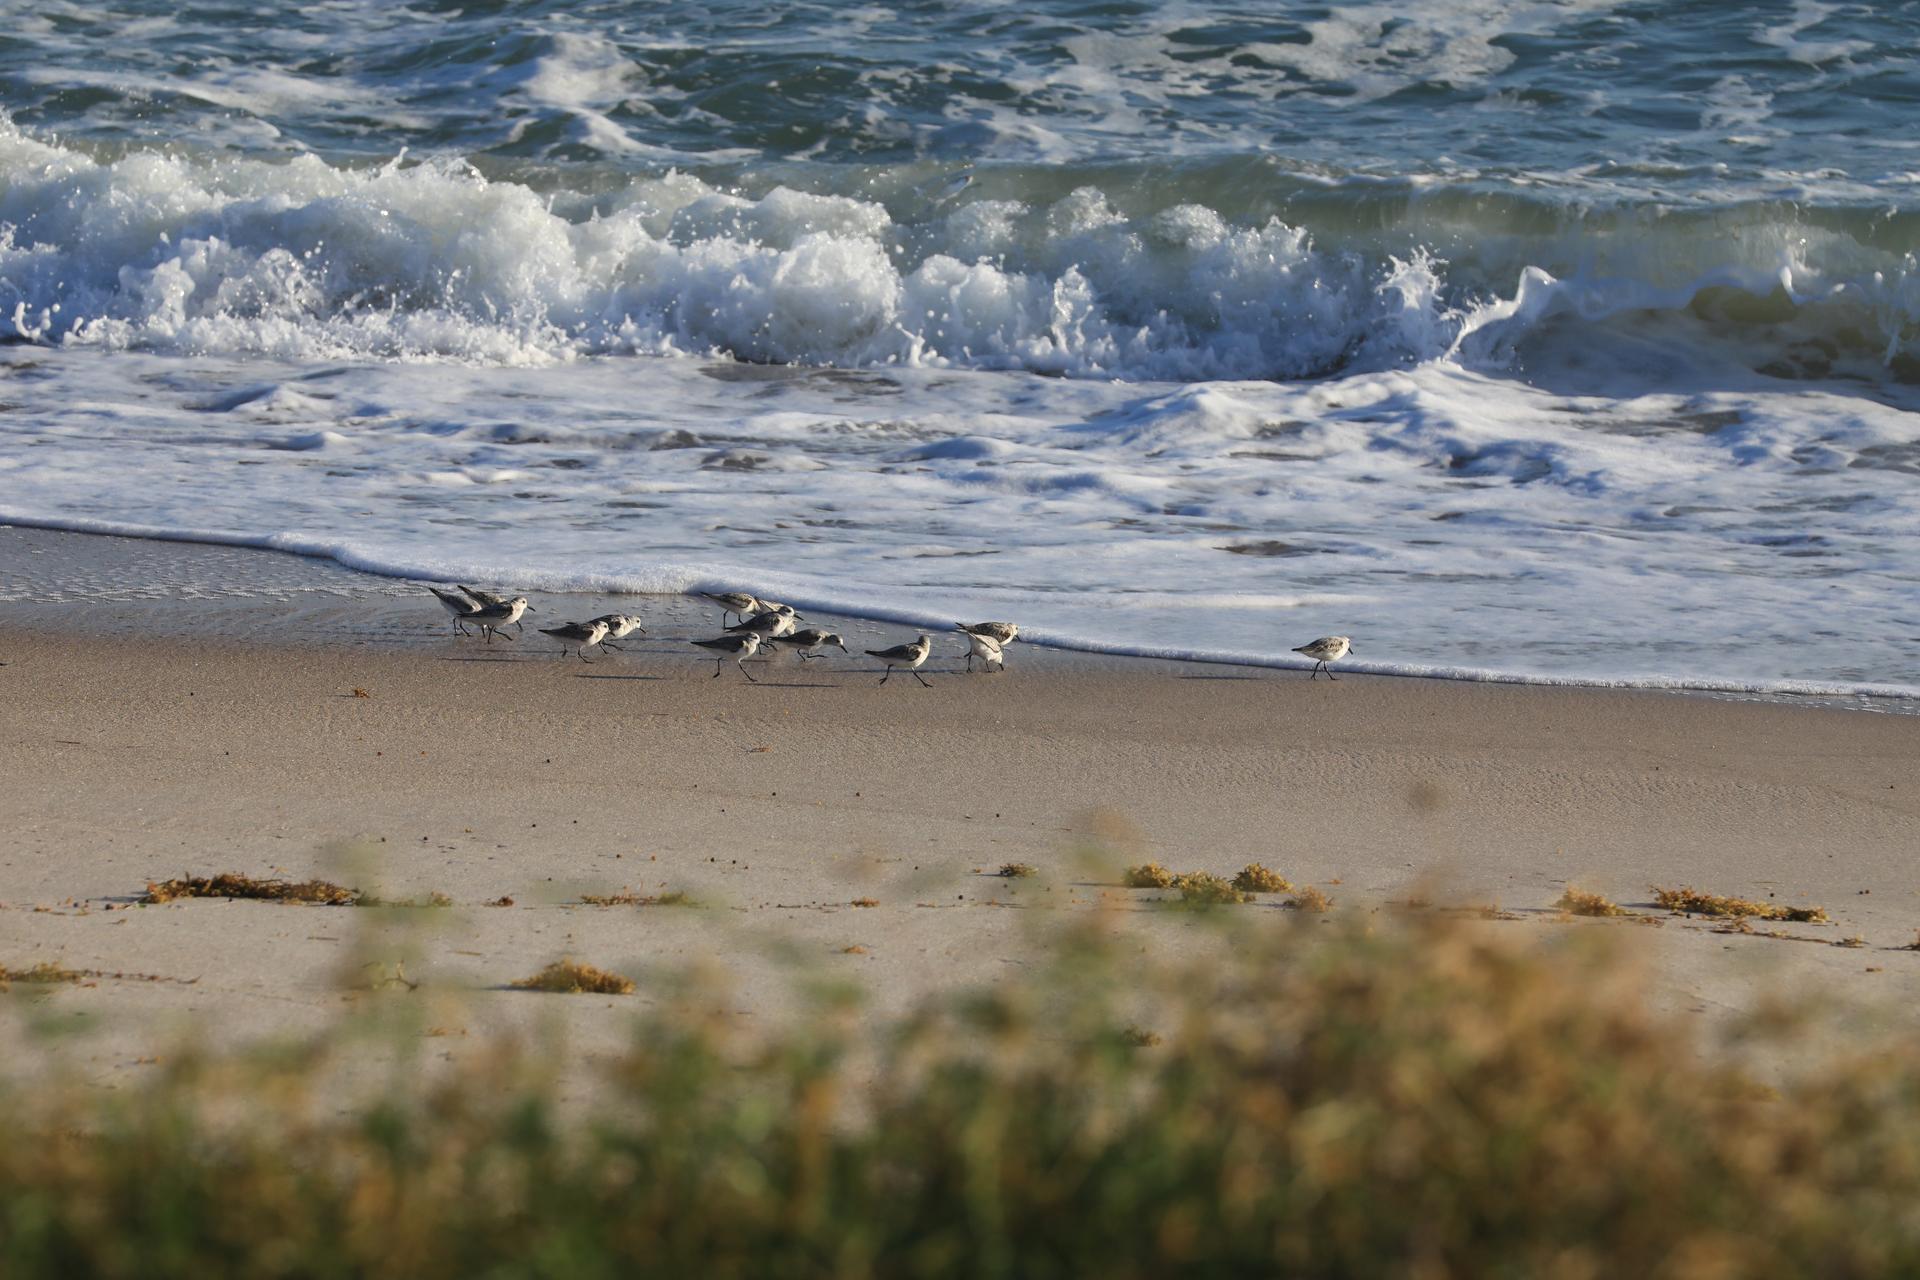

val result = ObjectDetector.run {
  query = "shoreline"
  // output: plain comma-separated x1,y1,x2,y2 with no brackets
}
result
4,520,1915,708
4,532,1920,1087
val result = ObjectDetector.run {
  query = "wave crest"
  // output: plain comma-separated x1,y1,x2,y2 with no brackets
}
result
3,120,1919,384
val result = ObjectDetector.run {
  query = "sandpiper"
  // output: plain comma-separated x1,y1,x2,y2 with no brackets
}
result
542,619,610,662
428,586,482,635
589,613,646,650
957,621,1019,646
961,631,1006,673
690,631,762,681
702,592,763,626
727,610,799,640
868,635,934,687
1292,635,1352,680
459,585,527,633
467,597,529,643
769,628,850,660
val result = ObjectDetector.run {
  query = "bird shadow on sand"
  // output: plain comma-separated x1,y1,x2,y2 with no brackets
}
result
572,672,666,681
439,654,539,663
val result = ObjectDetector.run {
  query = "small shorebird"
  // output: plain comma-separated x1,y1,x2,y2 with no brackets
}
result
459,585,527,633
957,621,1019,646
466,597,529,643
727,610,799,640
691,631,762,681
769,628,849,660
541,619,610,662
868,635,934,687
703,592,763,626
1293,635,1353,680
589,613,646,650
960,631,1006,673
428,586,482,635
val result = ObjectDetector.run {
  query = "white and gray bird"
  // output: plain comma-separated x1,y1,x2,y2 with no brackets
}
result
541,618,610,662
690,631,762,681
589,613,646,650
769,628,849,660
702,592,764,626
727,609,799,640
960,631,1006,673
956,621,1019,646
428,586,482,635
1292,635,1353,680
466,596,530,644
458,584,528,633
868,635,934,687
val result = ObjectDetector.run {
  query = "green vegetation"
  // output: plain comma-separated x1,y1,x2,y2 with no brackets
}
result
365,891,455,909
5,917,1920,1276
997,863,1038,879
1122,862,1174,888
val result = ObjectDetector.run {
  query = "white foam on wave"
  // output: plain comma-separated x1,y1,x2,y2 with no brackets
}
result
6,117,1920,383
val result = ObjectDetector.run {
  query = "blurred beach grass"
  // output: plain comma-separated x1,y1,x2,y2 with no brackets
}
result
5,901,1920,1279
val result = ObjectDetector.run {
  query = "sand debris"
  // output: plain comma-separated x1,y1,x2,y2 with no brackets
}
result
510,961,635,995
144,874,360,906
1653,886,1828,923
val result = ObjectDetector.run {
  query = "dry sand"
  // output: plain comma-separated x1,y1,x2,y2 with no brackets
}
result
3,531,1919,1090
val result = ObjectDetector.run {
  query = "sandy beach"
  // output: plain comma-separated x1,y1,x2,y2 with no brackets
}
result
3,531,1918,1091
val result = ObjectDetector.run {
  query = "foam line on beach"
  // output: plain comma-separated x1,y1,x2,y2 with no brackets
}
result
7,513,1916,704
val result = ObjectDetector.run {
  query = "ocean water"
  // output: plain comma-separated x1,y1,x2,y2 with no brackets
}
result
1,0,1918,695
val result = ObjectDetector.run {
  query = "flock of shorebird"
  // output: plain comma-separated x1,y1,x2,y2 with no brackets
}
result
426,584,1353,682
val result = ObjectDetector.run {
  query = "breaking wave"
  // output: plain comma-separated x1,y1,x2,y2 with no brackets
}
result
4,120,1919,386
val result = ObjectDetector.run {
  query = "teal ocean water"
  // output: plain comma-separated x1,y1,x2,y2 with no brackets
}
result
1,2,1917,694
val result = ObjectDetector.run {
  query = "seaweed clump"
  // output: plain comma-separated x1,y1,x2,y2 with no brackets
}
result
510,961,635,996
144,874,360,906
1231,864,1293,894
1556,888,1629,918
1652,886,1828,923
1123,863,1175,889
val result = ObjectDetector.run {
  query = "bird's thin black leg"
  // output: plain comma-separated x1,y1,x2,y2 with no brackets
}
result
879,667,891,685
913,670,932,688
740,658,757,683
